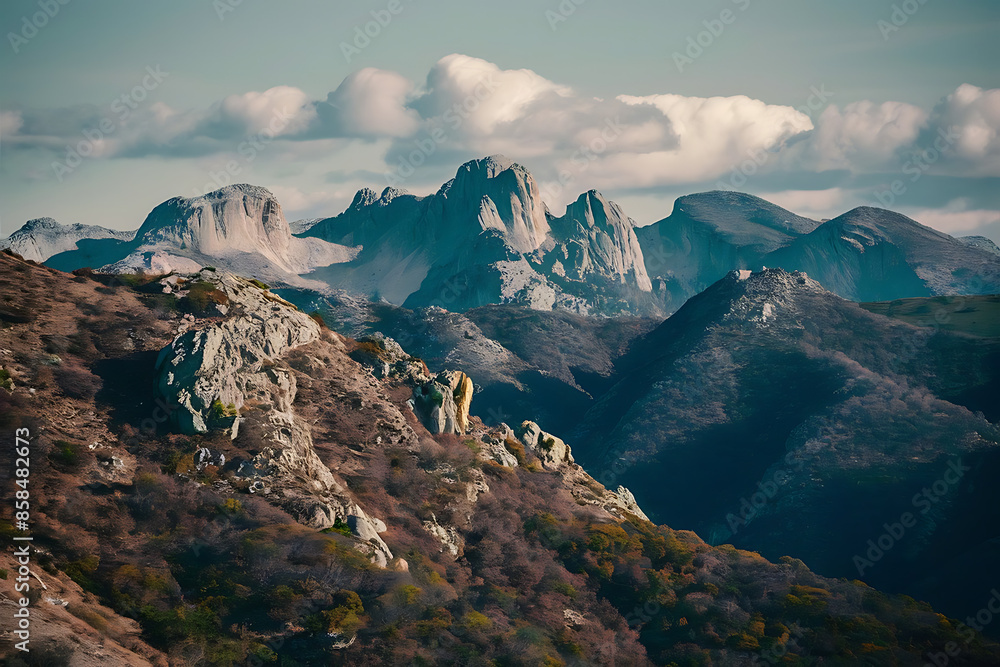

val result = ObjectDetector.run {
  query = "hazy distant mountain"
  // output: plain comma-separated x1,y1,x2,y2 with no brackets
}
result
18,156,1000,313
635,191,820,300
768,206,1000,301
0,217,134,262
636,192,1000,305
44,185,358,285
572,268,1000,626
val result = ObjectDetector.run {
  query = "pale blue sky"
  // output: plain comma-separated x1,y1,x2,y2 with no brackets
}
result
2,0,999,240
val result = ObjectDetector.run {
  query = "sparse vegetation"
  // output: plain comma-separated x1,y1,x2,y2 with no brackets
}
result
184,280,229,315
309,310,328,328
208,399,238,421
0,367,13,390
322,518,354,538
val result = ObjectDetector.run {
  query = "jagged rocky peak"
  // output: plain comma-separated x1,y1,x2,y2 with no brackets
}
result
21,216,60,231
552,190,653,291
379,186,408,204
443,155,551,253
350,188,379,210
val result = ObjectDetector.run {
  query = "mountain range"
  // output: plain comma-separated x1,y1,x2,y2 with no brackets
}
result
8,155,1000,316
5,155,1000,658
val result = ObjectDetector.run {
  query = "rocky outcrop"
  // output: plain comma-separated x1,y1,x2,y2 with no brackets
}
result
411,370,474,435
155,269,393,566
612,486,650,522
349,332,429,383
422,513,464,558
517,420,574,468
156,270,321,434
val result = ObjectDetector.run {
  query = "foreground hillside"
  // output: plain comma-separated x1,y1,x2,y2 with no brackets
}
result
2,250,999,666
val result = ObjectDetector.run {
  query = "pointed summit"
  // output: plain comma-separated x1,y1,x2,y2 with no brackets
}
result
551,190,652,291
440,155,550,253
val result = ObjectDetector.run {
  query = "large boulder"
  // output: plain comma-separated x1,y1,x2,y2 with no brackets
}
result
517,420,574,468
412,370,474,435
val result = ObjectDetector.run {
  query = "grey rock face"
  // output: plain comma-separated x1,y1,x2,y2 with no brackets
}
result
959,235,1000,256
308,156,659,315
156,271,321,433
42,185,358,288
550,190,652,292
155,269,393,567
412,370,473,435
517,420,574,468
